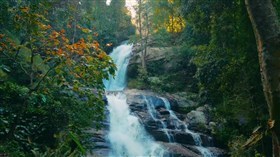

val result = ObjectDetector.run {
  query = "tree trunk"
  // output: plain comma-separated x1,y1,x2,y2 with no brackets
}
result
143,6,150,72
245,0,280,156
137,0,146,71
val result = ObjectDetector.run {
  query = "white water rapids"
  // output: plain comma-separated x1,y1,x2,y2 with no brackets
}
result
104,44,165,157
104,43,214,157
161,98,214,157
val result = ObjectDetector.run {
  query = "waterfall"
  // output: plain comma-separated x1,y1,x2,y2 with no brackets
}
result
104,44,132,91
161,97,214,157
105,43,165,157
144,96,174,143
103,43,215,157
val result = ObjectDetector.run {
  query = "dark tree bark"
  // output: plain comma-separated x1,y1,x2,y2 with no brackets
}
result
245,0,280,156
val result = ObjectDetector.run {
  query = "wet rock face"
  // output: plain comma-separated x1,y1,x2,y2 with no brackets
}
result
126,93,166,109
90,89,228,156
126,94,146,106
147,130,172,142
124,89,228,156
165,92,198,113
159,142,201,157
89,130,111,157
172,131,197,145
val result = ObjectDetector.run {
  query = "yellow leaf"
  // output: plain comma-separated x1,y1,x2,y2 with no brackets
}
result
86,56,93,62
81,28,92,33
168,0,174,3
93,41,99,49
51,31,59,38
165,15,186,33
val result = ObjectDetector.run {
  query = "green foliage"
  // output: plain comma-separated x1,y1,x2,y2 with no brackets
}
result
128,66,149,89
127,79,147,90
127,44,197,93
180,0,269,155
0,0,126,156
90,0,135,52
128,0,274,156
137,66,149,83
228,135,256,157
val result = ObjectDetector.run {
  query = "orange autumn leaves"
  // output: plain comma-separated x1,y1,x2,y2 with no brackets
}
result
46,29,105,60
0,4,115,96
41,27,114,90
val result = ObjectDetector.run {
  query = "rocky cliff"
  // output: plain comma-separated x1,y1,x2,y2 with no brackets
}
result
90,89,228,157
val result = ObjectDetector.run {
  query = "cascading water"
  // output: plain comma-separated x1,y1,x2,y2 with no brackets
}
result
103,43,215,157
105,43,165,157
144,96,174,143
160,97,214,157
104,44,132,91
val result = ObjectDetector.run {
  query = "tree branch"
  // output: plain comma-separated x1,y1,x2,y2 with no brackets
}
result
31,62,60,91
2,52,29,76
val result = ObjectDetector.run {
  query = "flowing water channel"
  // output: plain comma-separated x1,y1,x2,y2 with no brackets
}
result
104,43,214,157
104,44,165,157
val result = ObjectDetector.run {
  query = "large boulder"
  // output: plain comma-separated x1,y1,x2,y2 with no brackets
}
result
127,46,182,79
183,145,228,157
207,147,229,157
159,142,201,157
124,89,158,97
147,129,172,142
186,110,207,125
158,108,170,115
88,130,111,157
145,95,166,109
200,134,214,147
126,94,146,106
125,89,167,109
172,131,196,145
143,117,163,131
185,105,214,133
129,46,173,65
166,92,198,113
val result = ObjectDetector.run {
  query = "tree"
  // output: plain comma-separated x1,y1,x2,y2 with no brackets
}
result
91,0,135,52
134,0,153,73
245,0,280,156
0,0,116,156
150,0,185,44
135,0,147,71
179,1,269,155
